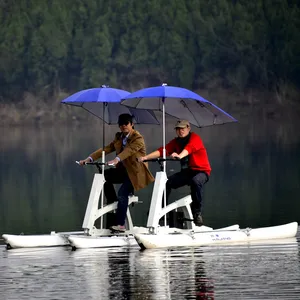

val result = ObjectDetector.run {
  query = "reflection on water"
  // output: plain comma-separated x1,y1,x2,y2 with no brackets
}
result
0,116,300,236
0,233,299,300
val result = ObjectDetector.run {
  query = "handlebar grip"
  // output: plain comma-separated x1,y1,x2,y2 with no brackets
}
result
107,163,116,167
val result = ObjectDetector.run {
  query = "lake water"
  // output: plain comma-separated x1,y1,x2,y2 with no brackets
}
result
1,115,300,298
1,235,300,299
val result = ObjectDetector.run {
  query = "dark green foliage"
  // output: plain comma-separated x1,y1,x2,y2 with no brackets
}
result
0,0,299,101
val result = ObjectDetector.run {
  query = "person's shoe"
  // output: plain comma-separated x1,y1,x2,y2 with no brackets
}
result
110,225,126,232
194,214,204,226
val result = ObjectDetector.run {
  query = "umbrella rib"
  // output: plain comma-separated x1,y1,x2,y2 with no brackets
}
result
135,97,144,109
84,108,106,120
196,101,219,125
61,102,82,107
180,99,202,127
209,102,237,121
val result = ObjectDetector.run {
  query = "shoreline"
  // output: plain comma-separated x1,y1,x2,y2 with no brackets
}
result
1,88,299,126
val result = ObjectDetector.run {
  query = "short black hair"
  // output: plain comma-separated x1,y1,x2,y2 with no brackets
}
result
118,113,133,125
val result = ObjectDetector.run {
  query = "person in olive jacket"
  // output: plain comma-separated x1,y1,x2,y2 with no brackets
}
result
80,113,154,232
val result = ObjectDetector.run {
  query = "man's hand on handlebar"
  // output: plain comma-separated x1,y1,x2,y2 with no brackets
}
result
107,158,120,167
170,152,181,160
78,157,92,166
137,156,146,162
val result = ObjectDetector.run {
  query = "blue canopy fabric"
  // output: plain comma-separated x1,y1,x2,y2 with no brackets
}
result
121,85,237,127
61,86,159,125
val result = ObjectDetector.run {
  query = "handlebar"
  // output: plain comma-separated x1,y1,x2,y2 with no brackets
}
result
138,157,180,171
75,161,114,173
142,158,180,163
85,162,107,166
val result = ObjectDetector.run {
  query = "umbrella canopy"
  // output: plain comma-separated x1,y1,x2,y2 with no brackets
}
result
61,85,159,125
121,84,237,127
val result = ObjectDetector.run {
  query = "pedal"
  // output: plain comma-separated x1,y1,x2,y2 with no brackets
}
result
129,195,142,207
129,195,139,203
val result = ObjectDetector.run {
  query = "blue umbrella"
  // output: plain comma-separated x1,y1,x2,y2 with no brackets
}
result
121,84,236,127
61,85,159,150
121,83,237,168
61,85,159,125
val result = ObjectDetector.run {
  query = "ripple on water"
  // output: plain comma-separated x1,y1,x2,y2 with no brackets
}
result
0,234,299,299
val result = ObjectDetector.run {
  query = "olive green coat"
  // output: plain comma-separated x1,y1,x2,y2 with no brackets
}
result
89,130,154,191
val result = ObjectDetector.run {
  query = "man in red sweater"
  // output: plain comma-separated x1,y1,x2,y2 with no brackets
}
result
139,120,211,226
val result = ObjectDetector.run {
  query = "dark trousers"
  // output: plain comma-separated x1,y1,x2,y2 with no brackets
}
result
104,166,134,226
165,168,209,216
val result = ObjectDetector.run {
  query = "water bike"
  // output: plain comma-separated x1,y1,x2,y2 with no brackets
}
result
132,158,298,249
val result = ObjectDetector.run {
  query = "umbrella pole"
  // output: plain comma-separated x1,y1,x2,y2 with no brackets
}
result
100,103,107,229
162,98,167,227
162,98,166,167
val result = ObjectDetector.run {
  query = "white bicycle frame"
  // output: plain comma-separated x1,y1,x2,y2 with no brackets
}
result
146,163,195,234
81,157,139,236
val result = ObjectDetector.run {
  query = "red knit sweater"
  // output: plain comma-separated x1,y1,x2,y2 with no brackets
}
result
158,132,211,176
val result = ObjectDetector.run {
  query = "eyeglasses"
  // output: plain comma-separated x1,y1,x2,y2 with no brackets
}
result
118,121,130,126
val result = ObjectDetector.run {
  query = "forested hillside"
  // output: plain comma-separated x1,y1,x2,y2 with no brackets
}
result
0,0,299,106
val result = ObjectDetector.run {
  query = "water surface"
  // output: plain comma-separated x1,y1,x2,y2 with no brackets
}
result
0,117,300,299
1,233,299,299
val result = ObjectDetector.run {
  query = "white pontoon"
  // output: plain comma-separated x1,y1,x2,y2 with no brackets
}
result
132,158,298,249
2,162,145,249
